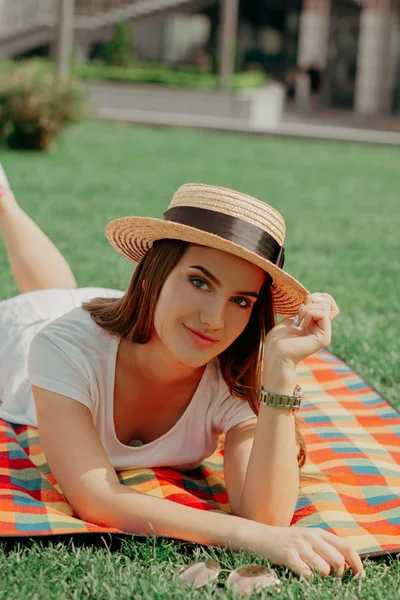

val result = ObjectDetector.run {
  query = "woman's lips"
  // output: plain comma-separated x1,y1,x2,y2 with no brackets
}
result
184,325,219,348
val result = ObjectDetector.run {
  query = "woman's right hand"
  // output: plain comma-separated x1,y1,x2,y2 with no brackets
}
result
241,521,364,578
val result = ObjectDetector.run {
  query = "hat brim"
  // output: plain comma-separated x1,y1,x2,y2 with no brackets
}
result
106,216,309,317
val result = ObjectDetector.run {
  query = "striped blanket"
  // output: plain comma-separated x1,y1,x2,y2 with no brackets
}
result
1,350,399,558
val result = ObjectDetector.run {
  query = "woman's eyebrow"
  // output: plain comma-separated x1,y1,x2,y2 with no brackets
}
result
189,265,259,298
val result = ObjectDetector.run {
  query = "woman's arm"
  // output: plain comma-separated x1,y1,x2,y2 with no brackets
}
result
32,385,243,544
224,360,299,527
32,384,364,578
225,293,340,527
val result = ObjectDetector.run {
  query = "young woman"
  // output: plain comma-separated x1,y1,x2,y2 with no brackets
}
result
0,181,364,579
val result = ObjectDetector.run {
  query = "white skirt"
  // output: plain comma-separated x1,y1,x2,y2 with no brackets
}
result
0,287,123,425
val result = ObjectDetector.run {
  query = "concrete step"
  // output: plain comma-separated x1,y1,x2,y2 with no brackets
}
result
94,106,400,146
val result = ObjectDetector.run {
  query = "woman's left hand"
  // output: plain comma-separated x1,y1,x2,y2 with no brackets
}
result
265,293,340,368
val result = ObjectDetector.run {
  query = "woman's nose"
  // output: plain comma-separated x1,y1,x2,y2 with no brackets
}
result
200,298,225,330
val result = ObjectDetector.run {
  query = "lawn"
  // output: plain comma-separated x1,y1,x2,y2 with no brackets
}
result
0,121,399,598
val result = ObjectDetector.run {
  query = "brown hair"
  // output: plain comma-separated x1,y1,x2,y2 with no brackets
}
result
83,239,307,471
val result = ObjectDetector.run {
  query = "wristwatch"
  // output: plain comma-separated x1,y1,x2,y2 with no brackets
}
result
258,384,302,411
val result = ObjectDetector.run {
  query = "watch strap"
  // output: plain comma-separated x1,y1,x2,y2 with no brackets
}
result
258,384,302,411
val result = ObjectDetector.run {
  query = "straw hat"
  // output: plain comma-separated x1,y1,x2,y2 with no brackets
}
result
106,183,309,316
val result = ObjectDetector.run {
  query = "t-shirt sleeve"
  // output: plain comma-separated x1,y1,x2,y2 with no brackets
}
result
213,393,256,434
28,328,91,410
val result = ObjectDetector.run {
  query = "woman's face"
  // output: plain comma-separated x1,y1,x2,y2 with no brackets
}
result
153,245,266,368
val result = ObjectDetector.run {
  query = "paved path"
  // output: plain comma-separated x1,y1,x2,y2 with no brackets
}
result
96,106,400,146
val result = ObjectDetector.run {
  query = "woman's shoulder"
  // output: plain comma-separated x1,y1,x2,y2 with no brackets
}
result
32,306,118,357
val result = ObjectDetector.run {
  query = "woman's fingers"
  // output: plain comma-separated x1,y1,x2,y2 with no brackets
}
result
320,531,365,576
302,309,331,338
317,293,340,313
299,293,340,323
265,528,364,580
295,302,326,327
288,532,363,579
302,542,347,577
285,544,344,579
294,303,331,332
284,549,314,578
298,548,334,577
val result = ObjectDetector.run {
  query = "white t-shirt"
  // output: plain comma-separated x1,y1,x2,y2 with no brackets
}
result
0,288,256,471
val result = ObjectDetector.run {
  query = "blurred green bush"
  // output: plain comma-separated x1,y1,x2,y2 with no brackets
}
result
0,59,84,151
100,20,135,67
74,62,267,91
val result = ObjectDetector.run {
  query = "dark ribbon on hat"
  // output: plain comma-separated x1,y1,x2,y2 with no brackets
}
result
163,206,285,268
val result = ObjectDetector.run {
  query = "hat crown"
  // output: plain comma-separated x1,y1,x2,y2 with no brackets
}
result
168,183,286,246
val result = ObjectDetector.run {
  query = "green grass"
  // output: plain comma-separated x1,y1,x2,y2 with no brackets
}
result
0,537,399,600
0,121,399,598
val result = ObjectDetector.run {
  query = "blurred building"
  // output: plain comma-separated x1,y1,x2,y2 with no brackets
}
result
0,0,399,115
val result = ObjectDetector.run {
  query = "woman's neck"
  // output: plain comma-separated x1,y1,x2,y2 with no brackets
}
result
120,336,205,389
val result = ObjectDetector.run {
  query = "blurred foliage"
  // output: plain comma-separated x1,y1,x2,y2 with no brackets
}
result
0,59,84,151
98,20,135,68
74,61,267,91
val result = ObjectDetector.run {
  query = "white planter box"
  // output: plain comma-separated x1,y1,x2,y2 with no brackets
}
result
84,80,285,133
241,82,286,131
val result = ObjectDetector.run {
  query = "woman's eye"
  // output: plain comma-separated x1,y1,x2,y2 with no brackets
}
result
190,277,210,291
189,278,250,308
231,296,250,309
